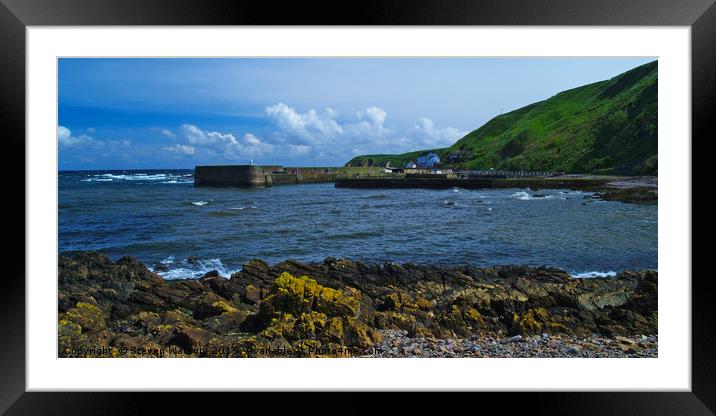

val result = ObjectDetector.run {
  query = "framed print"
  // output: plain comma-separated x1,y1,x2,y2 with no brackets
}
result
2,0,713,413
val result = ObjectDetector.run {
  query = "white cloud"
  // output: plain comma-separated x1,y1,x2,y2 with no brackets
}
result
58,126,136,168
58,125,95,147
287,144,311,156
180,124,212,145
409,117,467,148
265,103,344,144
160,128,175,138
180,124,273,160
174,104,465,165
150,127,177,138
163,144,196,155
243,133,261,146
58,126,71,142
357,106,387,125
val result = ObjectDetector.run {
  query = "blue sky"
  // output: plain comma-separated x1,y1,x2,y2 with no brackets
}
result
58,57,655,170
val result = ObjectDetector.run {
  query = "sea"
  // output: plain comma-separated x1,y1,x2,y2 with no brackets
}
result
58,170,658,280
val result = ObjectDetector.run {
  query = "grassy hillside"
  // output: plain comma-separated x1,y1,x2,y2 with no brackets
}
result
344,149,438,169
346,61,657,174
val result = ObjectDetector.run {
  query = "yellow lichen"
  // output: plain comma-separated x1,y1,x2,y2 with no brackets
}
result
152,324,174,336
319,286,341,302
273,272,307,298
58,319,82,335
63,302,105,333
303,277,320,298
261,313,297,340
385,293,402,310
315,286,359,317
298,311,327,337
466,308,485,326
344,317,378,348
514,308,554,335
211,300,238,315
325,317,344,341
415,297,433,310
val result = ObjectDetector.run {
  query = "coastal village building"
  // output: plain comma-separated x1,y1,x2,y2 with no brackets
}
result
415,151,441,168
405,161,417,169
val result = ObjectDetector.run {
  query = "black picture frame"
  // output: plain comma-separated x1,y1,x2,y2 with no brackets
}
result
1,0,712,413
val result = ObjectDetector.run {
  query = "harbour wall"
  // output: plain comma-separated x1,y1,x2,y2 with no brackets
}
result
194,165,271,187
194,165,337,187
195,164,613,190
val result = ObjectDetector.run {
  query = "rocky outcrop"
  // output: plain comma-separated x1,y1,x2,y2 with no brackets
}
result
58,252,657,357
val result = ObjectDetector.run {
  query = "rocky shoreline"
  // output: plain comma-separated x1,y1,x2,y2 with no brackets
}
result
376,330,657,358
592,176,658,205
539,175,657,205
59,252,657,358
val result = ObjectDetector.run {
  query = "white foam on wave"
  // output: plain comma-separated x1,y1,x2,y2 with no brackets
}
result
81,178,114,182
81,172,193,183
150,256,240,280
509,191,533,200
571,271,617,278
510,191,554,201
192,201,208,206
229,205,258,210
99,173,170,181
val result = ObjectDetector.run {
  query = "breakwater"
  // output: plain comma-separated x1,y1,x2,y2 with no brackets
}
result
194,165,337,187
194,165,271,187
194,165,610,190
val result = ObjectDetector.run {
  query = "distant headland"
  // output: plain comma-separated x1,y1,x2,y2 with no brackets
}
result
347,61,657,176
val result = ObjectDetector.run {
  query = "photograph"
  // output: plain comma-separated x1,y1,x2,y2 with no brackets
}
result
2,0,708,409
57,57,659,358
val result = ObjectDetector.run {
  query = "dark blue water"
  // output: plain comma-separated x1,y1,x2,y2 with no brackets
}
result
58,170,657,279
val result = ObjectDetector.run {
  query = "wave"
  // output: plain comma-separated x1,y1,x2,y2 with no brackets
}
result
570,271,617,278
149,256,240,280
81,172,193,183
192,201,208,206
100,173,170,181
230,205,258,210
510,191,554,201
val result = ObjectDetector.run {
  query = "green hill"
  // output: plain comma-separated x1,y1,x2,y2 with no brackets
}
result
346,61,657,174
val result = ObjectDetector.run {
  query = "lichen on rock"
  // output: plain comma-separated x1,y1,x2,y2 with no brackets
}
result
58,252,658,358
